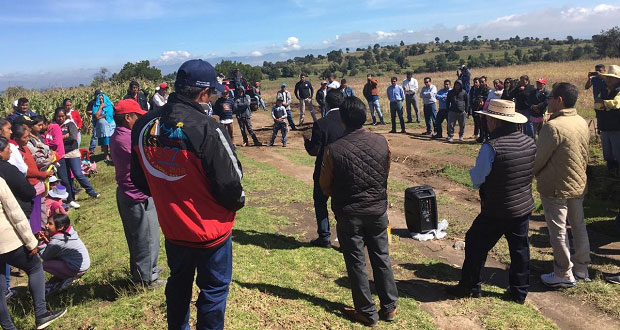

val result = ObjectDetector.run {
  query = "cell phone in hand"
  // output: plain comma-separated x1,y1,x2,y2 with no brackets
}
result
588,72,598,77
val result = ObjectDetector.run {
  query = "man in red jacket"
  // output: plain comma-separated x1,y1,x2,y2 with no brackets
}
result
131,59,243,330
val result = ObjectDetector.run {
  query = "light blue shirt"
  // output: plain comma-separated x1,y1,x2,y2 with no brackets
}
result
469,144,495,189
387,84,405,102
420,85,438,104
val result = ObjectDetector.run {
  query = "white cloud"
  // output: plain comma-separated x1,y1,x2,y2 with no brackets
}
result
158,50,191,64
0,73,3,78
376,31,397,40
322,40,329,45
250,51,263,56
322,3,620,49
283,36,301,51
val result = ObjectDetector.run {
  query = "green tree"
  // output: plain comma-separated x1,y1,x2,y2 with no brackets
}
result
592,26,620,58
91,67,110,86
327,49,344,63
111,60,162,83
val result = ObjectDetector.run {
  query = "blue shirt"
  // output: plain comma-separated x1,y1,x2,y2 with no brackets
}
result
387,84,405,102
341,86,355,98
436,88,451,110
469,144,495,189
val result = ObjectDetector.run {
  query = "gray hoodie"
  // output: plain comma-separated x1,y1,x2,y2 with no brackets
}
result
38,226,90,272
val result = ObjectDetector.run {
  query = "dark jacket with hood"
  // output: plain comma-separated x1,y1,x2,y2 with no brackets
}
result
124,82,149,111
0,159,35,217
446,81,469,113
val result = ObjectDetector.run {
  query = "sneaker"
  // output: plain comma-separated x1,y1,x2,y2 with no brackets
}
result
90,193,101,199
268,143,274,146
310,238,331,248
458,136,464,142
431,134,443,139
253,141,263,147
388,130,397,133
421,131,431,135
445,284,481,298
605,272,620,284
501,290,525,305
400,129,407,134
447,137,454,142
35,308,67,329
139,279,167,290
379,307,397,321
69,201,81,209
379,121,386,125
573,270,591,282
282,144,286,147
540,272,576,288
372,122,378,126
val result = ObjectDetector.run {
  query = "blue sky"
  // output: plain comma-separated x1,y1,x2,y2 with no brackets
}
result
1,1,619,88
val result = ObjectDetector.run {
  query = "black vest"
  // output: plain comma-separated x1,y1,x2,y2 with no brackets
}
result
329,128,390,216
479,124,536,219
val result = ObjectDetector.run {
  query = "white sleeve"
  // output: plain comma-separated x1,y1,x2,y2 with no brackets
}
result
8,144,28,175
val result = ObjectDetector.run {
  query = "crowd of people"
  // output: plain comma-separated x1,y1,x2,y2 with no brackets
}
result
0,58,619,329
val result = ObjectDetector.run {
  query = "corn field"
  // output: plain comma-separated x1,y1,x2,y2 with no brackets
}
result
0,80,162,132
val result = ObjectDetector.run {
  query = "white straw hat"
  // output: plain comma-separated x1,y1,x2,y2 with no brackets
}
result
475,99,527,124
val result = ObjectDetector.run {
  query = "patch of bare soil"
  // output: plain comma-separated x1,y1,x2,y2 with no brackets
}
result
240,110,620,329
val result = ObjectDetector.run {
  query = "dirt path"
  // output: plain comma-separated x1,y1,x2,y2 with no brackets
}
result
240,111,620,329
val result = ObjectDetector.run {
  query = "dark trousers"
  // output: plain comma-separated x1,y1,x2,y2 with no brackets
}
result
423,103,437,134
405,93,419,122
459,213,530,301
56,158,73,203
116,189,160,283
0,247,48,330
269,122,287,146
285,110,296,129
336,211,398,322
435,108,448,137
165,237,233,330
313,181,330,242
389,101,405,131
237,117,259,144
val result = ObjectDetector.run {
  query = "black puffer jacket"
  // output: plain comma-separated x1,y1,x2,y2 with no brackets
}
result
327,128,390,216
0,160,35,218
480,124,536,219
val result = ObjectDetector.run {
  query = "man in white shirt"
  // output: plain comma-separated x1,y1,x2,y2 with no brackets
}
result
276,83,297,130
151,83,169,110
327,74,341,90
403,72,420,123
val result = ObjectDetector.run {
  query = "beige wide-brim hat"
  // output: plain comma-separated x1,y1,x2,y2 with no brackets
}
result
476,99,527,124
601,64,620,81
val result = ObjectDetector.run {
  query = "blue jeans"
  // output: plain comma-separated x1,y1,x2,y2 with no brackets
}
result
88,134,97,152
368,99,384,124
165,237,233,330
389,101,405,131
270,122,287,146
319,105,326,117
254,96,266,110
285,110,296,130
65,157,97,199
517,108,534,138
313,181,330,242
601,130,620,168
423,103,437,134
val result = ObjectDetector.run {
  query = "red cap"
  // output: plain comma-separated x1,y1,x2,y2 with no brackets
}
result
114,99,147,115
536,78,547,84
160,82,169,89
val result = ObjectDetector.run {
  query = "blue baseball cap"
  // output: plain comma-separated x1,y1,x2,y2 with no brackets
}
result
176,59,225,92
281,83,287,87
